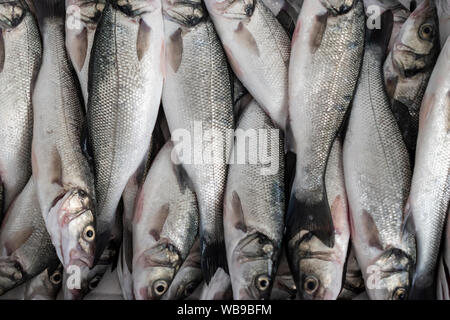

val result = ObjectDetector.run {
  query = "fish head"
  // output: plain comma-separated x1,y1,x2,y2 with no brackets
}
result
230,232,278,300
287,231,344,300
319,0,354,15
0,0,26,28
162,0,205,27
133,240,182,300
163,266,203,299
366,248,413,300
113,0,161,17
204,0,255,20
66,0,105,26
392,0,439,77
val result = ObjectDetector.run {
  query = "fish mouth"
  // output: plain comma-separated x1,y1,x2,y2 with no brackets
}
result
0,1,26,29
209,0,255,20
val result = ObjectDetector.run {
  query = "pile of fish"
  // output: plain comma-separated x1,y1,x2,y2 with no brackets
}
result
0,0,448,300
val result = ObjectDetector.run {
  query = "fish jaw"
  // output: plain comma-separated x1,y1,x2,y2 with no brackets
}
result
0,0,26,29
44,189,96,270
132,241,181,300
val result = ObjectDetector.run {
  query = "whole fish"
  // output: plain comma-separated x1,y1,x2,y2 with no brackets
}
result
32,0,96,289
405,37,450,299
0,0,41,215
0,179,58,295
162,0,234,282
204,0,290,130
24,265,63,300
288,139,350,300
132,142,199,300
383,0,440,161
270,250,297,300
65,0,105,107
337,246,365,300
87,0,164,259
287,0,364,262
163,239,203,300
223,98,284,300
343,19,416,300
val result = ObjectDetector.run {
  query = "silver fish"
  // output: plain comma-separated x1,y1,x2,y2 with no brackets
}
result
0,178,58,295
384,0,440,161
405,37,450,299
0,0,41,215
204,0,290,130
87,0,164,260
288,139,350,300
132,142,199,300
32,0,96,291
287,0,364,263
24,265,63,300
162,0,234,282
65,0,105,107
223,98,284,300
343,18,415,300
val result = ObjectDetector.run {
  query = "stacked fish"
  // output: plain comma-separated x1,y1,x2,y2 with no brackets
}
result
0,0,448,300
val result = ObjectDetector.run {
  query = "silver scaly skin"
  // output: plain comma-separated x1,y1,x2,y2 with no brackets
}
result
0,0,41,216
383,0,440,162
87,0,164,260
204,0,290,130
406,37,450,299
24,264,63,300
32,0,96,294
162,0,234,282
132,142,199,300
223,98,284,300
343,20,415,300
0,178,58,296
286,0,364,252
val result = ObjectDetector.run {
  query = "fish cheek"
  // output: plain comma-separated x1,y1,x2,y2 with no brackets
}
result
167,28,183,73
309,13,328,54
137,18,151,61
0,31,4,73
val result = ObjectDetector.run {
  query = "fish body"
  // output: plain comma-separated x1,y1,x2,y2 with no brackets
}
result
223,98,285,300
87,0,164,258
287,0,364,264
0,1,41,215
132,142,199,300
343,22,415,300
406,37,450,299
162,0,234,282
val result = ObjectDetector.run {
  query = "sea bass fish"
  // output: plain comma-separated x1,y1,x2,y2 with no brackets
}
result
383,0,440,162
0,179,59,295
24,265,63,300
405,37,450,299
204,0,290,130
0,0,41,215
223,98,285,300
287,0,364,264
162,0,234,282
32,0,96,289
132,142,199,300
343,18,416,300
288,139,350,300
87,0,164,260
65,0,105,107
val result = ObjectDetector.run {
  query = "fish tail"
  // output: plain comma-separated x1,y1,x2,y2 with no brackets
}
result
34,0,66,23
200,234,228,284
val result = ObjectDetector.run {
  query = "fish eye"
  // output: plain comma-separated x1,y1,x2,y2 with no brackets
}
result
184,282,197,297
89,276,101,290
83,226,95,241
393,287,407,300
303,275,319,295
50,272,62,285
419,24,434,41
255,275,271,291
153,280,169,296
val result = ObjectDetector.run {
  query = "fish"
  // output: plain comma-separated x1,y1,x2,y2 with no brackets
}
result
161,0,234,282
287,0,364,264
0,0,41,216
337,246,365,300
32,1,96,295
436,208,450,300
405,37,450,299
269,250,297,300
436,0,449,48
162,239,203,300
65,0,106,107
24,265,63,300
223,98,285,300
0,178,59,295
132,142,199,300
343,15,416,300
383,0,440,162
287,139,350,300
204,0,290,130
87,0,164,261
